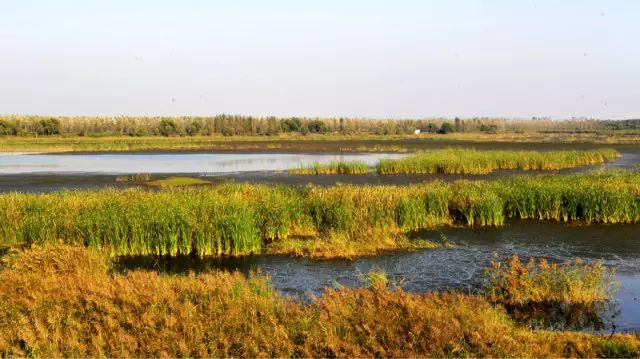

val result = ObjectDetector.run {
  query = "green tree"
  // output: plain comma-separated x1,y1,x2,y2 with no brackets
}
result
307,120,328,133
186,121,202,136
35,118,61,136
158,119,177,136
281,118,302,132
438,122,454,134
0,120,16,136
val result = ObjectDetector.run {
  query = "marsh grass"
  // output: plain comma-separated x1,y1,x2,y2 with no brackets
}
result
0,170,639,258
289,161,371,175
485,256,618,306
146,176,212,187
377,148,619,174
0,245,638,358
485,256,619,330
115,173,151,183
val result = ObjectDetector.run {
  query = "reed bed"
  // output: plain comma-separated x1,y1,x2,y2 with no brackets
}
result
376,148,619,175
288,161,371,175
486,256,617,306
0,245,638,358
0,170,638,257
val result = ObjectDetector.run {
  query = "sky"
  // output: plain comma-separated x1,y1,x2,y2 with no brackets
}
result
0,0,638,119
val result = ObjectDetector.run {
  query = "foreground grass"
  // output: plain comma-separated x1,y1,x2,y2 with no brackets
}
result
0,170,639,258
0,245,638,358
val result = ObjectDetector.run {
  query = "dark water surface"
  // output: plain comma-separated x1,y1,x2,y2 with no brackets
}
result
116,220,640,332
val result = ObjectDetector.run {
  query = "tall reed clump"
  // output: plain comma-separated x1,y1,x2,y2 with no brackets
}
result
485,256,619,330
1,245,639,358
498,170,640,223
0,189,261,257
485,256,618,306
0,170,639,258
376,148,619,175
289,161,371,175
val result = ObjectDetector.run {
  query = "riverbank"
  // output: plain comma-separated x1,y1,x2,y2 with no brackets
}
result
2,132,640,153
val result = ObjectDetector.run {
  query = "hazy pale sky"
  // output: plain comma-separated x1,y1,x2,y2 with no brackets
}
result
1,0,638,119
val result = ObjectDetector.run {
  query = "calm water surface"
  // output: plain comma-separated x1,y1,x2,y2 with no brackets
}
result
0,153,405,174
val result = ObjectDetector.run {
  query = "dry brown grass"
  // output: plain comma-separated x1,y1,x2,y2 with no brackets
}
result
1,245,639,358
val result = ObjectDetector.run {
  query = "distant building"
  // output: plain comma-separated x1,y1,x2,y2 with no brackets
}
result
414,129,421,135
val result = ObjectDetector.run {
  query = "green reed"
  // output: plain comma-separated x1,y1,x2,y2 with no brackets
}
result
377,148,619,175
289,161,371,175
0,170,638,257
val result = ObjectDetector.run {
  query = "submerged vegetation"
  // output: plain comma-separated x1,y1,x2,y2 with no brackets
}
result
0,170,638,258
115,173,152,183
0,245,637,358
116,175,212,188
146,176,212,188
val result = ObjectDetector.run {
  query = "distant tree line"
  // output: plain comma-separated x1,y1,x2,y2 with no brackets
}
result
0,115,633,137
600,119,640,131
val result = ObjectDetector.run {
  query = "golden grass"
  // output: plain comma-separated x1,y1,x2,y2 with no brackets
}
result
0,245,638,358
486,256,618,306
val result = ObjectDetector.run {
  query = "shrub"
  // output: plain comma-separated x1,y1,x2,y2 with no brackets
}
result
186,121,202,136
0,120,16,136
307,120,328,133
281,118,302,132
158,118,177,136
438,122,454,134
34,118,61,135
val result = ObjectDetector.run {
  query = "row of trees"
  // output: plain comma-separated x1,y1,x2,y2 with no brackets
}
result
0,115,631,137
